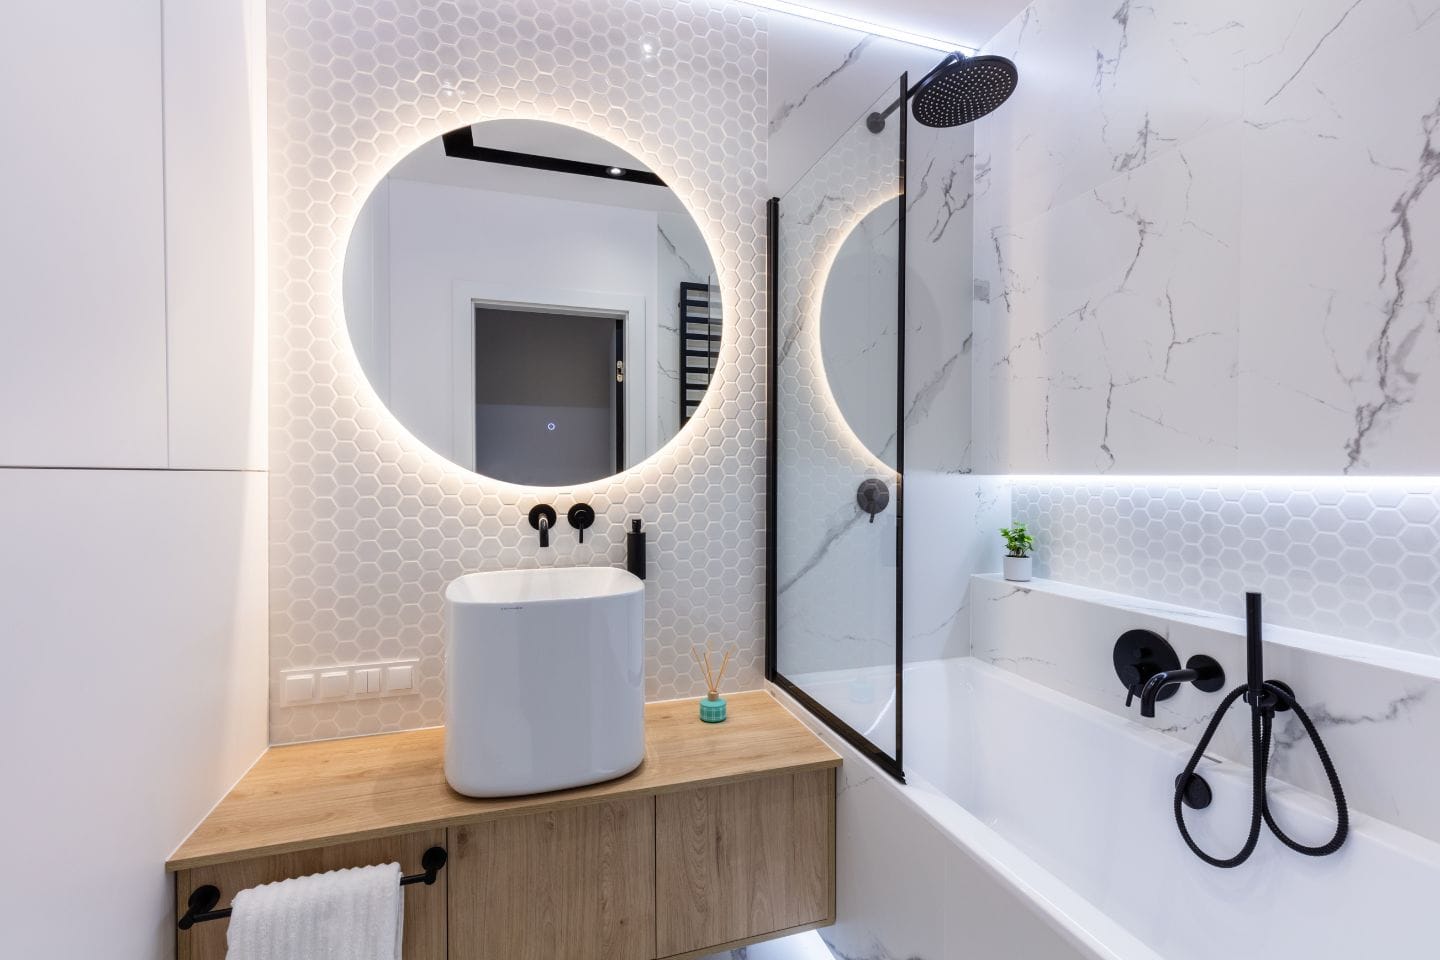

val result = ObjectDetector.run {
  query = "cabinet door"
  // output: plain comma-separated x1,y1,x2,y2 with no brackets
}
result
655,769,835,958
448,798,655,960
175,830,447,960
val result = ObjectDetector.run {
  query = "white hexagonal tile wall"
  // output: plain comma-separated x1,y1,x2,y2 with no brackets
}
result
268,0,768,742
1013,479,1440,656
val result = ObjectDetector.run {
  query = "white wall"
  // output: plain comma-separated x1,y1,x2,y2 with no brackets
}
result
0,2,268,957
0,470,268,959
0,2,168,467
358,177,661,467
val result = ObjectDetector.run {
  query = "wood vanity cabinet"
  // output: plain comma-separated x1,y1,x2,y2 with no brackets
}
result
654,769,835,958
169,692,838,960
175,831,448,960
444,771,835,960
448,797,656,960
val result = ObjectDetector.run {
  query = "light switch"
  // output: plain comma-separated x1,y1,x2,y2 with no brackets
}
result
354,667,381,695
284,673,316,704
386,664,414,693
318,670,350,700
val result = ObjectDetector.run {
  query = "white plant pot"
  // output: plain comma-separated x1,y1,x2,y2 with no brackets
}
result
1003,556,1032,582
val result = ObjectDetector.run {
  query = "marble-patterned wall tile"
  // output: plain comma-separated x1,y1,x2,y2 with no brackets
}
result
970,574,1440,845
977,0,1247,231
1239,7,1440,473
773,86,990,686
766,14,936,197
771,19,988,688
906,122,976,476
976,122,1242,472
773,84,906,680
975,0,1440,474
903,474,1009,662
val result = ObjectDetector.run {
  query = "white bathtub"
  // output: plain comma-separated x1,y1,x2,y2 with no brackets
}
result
780,657,1440,959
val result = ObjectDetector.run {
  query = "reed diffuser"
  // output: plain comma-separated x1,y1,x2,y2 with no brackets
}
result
691,643,735,723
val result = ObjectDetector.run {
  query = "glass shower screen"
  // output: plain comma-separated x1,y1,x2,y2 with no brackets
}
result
768,77,906,779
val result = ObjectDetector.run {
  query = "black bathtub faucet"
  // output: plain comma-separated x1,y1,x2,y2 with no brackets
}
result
1138,656,1226,717
1171,592,1348,868
1111,629,1224,716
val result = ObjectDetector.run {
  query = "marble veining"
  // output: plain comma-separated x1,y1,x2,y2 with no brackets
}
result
769,36,874,137
971,573,1440,845
973,0,1440,474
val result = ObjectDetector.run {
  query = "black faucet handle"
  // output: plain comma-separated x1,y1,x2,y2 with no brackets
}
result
567,503,596,543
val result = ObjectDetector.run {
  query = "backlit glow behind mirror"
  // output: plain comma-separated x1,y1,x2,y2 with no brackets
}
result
341,118,723,487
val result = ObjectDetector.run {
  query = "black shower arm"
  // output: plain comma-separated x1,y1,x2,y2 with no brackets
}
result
867,53,965,126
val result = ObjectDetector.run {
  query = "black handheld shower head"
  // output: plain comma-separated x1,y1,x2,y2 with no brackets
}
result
867,52,1019,134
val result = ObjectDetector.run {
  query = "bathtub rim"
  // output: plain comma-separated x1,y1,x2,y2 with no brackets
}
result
768,672,1163,960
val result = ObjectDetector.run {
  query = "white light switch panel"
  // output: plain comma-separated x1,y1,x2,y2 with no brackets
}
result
385,664,413,693
318,670,350,700
354,667,381,696
280,659,420,706
284,673,316,705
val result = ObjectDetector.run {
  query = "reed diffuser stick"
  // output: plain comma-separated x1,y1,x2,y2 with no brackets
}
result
715,648,732,690
691,643,736,697
691,645,714,692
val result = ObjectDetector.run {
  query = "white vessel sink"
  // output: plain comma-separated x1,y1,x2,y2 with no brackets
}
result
444,566,646,797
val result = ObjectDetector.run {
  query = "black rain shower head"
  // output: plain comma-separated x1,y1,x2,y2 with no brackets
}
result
866,52,1018,134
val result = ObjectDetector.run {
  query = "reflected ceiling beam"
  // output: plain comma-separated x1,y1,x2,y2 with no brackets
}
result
441,127,667,187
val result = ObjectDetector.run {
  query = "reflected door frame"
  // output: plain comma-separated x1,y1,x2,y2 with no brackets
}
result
450,281,650,474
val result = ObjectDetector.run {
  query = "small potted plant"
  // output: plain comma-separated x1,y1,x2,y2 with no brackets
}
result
1000,523,1035,582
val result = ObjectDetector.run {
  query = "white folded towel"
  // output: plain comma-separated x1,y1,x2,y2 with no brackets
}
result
225,862,404,960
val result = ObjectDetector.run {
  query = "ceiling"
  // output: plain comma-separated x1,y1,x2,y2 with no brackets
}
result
755,0,1032,51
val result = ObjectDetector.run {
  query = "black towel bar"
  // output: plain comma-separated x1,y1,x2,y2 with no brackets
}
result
177,846,448,930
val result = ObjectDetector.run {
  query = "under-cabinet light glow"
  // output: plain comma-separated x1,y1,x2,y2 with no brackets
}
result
735,0,977,53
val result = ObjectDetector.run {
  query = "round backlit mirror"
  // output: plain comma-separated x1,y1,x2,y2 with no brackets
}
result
343,119,720,486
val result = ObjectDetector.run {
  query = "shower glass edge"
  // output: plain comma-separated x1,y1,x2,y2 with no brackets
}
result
767,75,907,782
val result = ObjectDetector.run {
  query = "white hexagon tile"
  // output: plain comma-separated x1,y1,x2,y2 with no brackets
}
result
267,0,768,742
1012,479,1440,656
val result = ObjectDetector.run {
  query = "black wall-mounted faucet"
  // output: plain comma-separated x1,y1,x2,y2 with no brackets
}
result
856,478,890,523
567,503,595,543
1137,656,1225,717
528,504,557,548
1113,629,1224,715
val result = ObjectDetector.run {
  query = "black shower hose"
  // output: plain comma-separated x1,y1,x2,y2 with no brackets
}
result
1174,680,1348,868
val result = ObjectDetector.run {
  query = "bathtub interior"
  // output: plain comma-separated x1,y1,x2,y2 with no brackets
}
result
799,655,1440,960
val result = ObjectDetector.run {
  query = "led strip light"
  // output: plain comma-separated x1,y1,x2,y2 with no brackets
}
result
736,0,978,53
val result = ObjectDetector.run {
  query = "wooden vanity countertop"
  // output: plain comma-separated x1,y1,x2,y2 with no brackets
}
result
167,689,839,871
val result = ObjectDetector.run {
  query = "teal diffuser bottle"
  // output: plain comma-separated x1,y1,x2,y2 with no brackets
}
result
692,644,735,723
699,693,727,723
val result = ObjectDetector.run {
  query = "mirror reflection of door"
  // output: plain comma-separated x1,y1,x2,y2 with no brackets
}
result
472,305,623,486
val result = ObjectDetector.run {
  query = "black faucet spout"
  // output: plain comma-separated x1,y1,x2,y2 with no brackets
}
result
527,504,557,548
1139,668,1198,717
